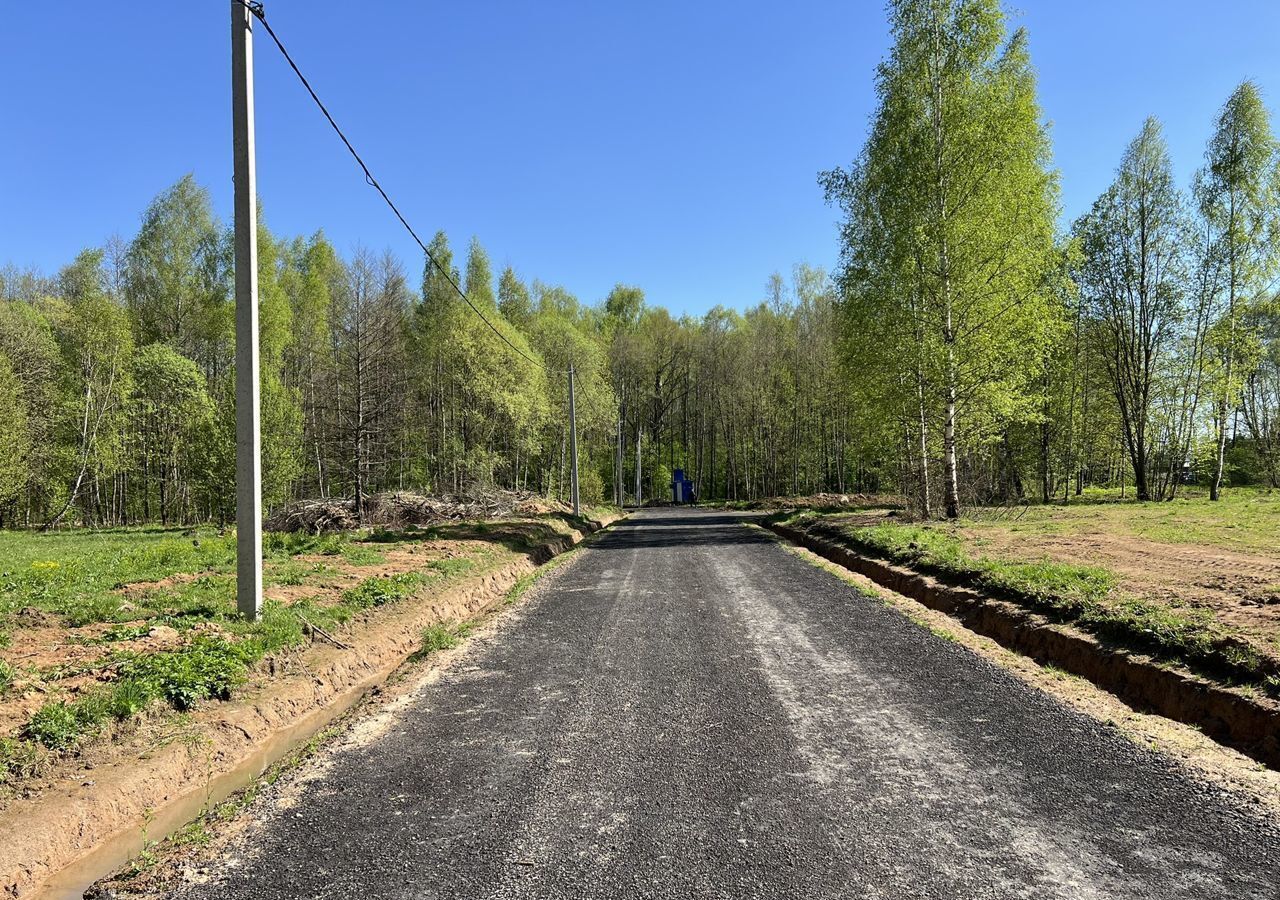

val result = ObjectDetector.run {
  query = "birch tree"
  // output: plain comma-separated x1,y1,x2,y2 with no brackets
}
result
824,0,1059,518
1074,119,1190,501
1195,81,1280,499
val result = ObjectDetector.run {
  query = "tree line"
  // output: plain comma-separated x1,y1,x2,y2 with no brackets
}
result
822,0,1280,516
5,0,1280,527
0,175,853,527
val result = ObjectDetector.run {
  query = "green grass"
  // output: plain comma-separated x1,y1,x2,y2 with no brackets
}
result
0,513,592,768
0,532,496,753
791,513,1280,697
11,550,500,753
340,572,429,609
0,527,391,629
0,528,237,626
965,487,1280,556
419,624,462,653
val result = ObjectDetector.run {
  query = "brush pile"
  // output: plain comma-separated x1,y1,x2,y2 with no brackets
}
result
264,489,572,534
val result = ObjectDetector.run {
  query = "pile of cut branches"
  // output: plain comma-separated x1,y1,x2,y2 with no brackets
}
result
263,498,360,534
265,489,572,534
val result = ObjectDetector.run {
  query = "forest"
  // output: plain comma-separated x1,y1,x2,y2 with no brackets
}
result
3,0,1280,526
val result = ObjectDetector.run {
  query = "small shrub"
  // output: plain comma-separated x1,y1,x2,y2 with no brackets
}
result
420,625,460,653
118,638,249,711
24,701,86,749
108,678,155,719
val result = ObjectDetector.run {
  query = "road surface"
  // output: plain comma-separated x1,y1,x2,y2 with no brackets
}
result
176,509,1280,899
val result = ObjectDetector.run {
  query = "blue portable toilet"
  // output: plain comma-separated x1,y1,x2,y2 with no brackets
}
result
671,469,695,504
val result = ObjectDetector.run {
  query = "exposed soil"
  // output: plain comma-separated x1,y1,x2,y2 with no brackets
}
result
117,572,204,601
0,624,189,740
0,539,495,751
965,528,1280,660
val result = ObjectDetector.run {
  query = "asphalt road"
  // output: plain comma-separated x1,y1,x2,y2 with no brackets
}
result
175,509,1280,899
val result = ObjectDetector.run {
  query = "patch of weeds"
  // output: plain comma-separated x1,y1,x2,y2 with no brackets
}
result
341,573,427,610
0,629,10,649
117,637,249,711
1043,664,1075,682
266,560,310,586
75,623,154,645
107,678,154,719
63,595,132,628
23,700,96,750
264,531,346,558
265,531,387,566
339,543,386,566
223,600,306,658
0,737,45,783
23,635,260,752
168,820,213,850
119,809,160,880
262,530,386,564
429,557,477,578
0,659,14,695
420,625,460,653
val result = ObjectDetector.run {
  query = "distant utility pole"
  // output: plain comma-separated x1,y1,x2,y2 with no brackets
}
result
635,430,642,506
568,363,581,517
232,0,263,620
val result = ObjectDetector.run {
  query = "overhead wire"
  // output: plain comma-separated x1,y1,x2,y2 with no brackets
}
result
233,0,552,372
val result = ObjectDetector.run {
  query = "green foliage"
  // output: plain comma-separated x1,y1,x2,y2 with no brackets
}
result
117,637,248,711
0,354,30,512
821,0,1061,517
124,174,227,360
24,700,93,749
340,573,427,609
0,528,237,626
419,624,460,653
0,659,14,695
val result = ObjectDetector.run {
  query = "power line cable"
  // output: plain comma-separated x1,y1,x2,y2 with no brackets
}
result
234,0,551,371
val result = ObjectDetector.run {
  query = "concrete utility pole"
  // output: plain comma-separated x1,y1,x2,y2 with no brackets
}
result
232,0,263,620
568,363,581,517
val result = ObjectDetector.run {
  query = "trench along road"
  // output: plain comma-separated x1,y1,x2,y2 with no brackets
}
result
175,509,1280,899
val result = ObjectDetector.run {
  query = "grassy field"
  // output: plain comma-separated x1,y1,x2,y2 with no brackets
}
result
0,516,588,782
785,488,1280,699
962,487,1280,556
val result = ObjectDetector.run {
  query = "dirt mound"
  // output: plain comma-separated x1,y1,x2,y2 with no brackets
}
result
265,490,572,533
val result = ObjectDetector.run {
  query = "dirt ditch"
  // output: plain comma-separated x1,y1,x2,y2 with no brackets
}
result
771,521,1280,771
0,515,615,900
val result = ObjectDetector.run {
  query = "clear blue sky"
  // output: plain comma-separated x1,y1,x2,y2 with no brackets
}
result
4,1,1280,315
